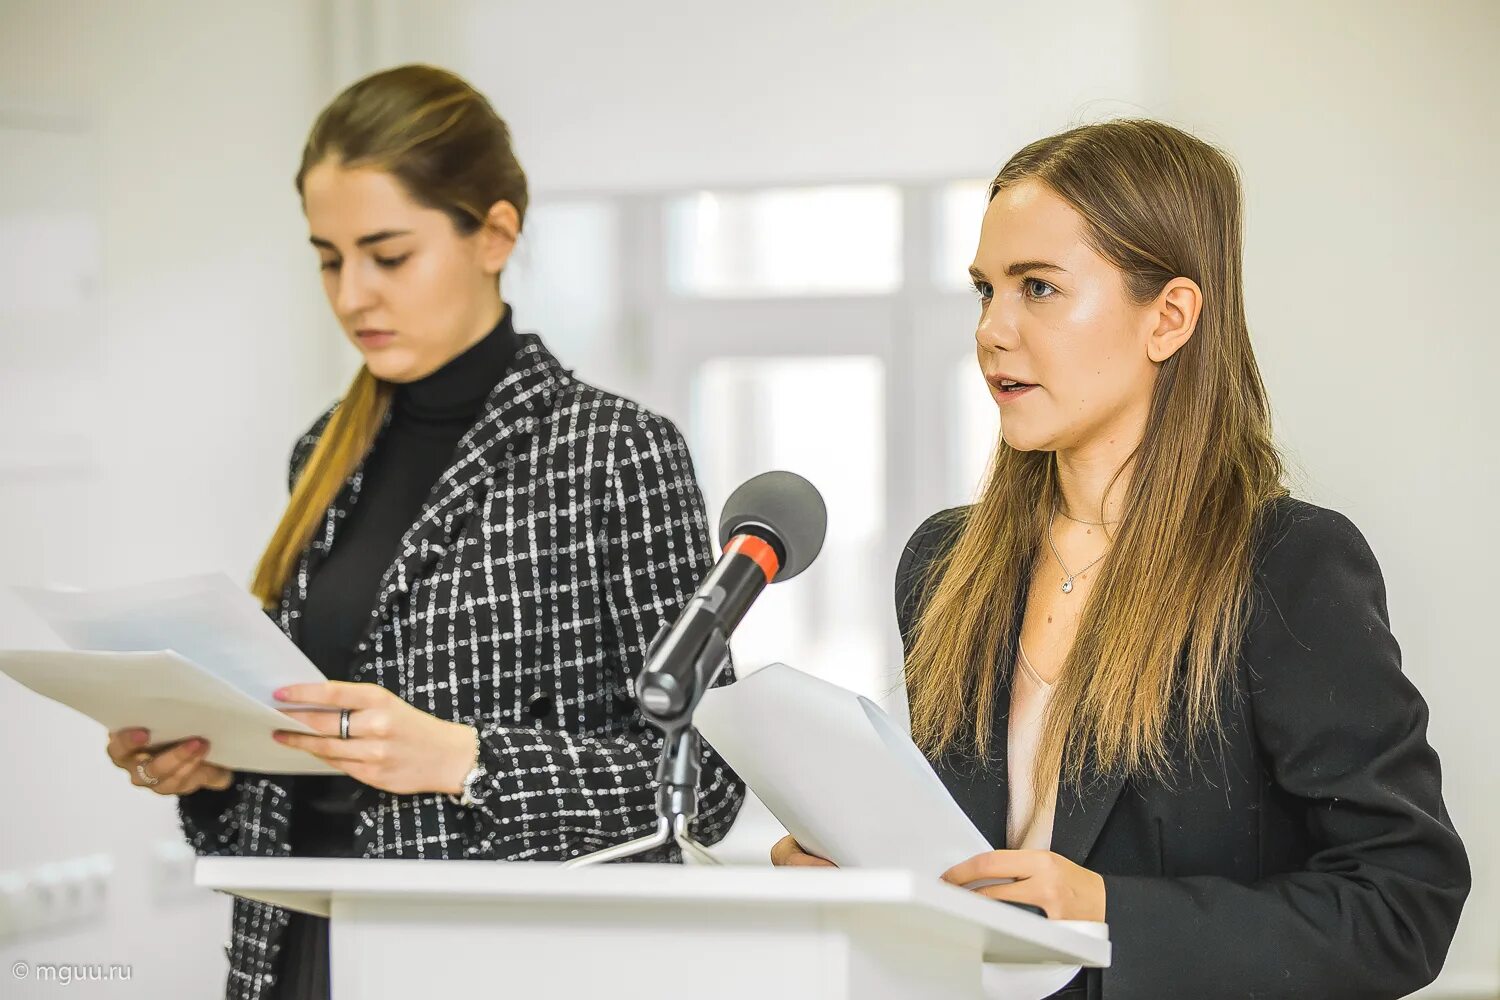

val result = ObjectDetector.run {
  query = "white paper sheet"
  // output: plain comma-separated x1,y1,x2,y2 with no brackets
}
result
695,662,1089,999
1,573,340,774
13,573,328,704
697,662,991,874
0,650,337,773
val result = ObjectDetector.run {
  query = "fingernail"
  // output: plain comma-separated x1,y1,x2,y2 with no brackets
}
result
273,688,287,700
187,739,203,752
130,731,148,745
272,732,285,742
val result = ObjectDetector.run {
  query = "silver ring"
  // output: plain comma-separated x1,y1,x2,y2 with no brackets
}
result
339,708,351,740
135,758,160,786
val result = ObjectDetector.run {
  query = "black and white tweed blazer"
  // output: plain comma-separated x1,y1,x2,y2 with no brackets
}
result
177,332,745,1000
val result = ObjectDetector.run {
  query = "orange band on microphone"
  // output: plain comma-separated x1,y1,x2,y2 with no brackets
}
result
724,534,780,583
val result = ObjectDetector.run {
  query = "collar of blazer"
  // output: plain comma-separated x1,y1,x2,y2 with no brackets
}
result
1049,735,1128,865
287,332,566,668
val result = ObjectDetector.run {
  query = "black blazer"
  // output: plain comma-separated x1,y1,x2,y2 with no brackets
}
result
178,333,745,1000
895,497,1468,1000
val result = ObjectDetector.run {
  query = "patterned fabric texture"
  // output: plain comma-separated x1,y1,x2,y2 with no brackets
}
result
178,333,745,999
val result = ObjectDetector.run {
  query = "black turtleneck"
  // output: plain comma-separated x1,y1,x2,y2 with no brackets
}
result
288,305,521,858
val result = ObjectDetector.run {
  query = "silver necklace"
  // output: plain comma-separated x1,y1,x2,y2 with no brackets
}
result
1056,507,1120,527
1047,510,1111,594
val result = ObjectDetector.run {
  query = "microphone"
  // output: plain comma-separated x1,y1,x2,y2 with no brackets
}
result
564,472,827,868
635,470,827,729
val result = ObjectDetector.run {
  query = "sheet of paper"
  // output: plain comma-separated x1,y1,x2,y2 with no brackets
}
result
0,649,338,774
696,662,1090,1000
12,572,328,704
3,572,341,774
697,661,992,874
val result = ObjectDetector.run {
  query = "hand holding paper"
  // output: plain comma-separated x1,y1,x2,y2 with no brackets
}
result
270,680,478,796
104,725,234,796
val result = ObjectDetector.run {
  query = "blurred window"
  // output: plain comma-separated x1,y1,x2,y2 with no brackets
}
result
665,186,901,297
952,354,999,503
690,356,887,698
931,178,990,290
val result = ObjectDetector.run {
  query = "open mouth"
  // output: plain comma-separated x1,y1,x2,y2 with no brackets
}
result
988,376,1038,394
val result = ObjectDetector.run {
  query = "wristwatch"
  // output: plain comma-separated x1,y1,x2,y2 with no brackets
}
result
446,726,489,808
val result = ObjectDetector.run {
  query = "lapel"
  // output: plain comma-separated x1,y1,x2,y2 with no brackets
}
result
1047,735,1127,865
280,334,564,677
939,687,1012,852
936,601,1022,852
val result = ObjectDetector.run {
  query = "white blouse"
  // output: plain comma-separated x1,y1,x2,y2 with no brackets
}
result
1006,642,1059,851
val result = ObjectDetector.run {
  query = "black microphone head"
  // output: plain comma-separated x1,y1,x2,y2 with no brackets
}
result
718,471,827,582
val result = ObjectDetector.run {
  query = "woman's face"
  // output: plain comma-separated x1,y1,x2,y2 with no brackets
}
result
302,159,516,383
970,179,1171,456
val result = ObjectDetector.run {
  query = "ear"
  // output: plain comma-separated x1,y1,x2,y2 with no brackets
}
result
476,199,521,276
1146,276,1203,363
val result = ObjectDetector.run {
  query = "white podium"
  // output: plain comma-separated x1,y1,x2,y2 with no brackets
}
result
196,857,1109,999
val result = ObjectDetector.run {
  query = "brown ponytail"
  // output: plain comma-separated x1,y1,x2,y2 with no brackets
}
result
250,369,393,606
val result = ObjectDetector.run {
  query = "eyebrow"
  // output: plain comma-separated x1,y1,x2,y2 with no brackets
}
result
1004,260,1067,276
308,230,412,251
968,259,1069,282
968,261,1069,282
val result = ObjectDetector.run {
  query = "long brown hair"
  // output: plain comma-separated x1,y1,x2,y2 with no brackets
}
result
250,64,529,608
905,120,1286,791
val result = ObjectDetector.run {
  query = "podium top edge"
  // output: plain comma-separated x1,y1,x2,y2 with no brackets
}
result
194,857,1109,966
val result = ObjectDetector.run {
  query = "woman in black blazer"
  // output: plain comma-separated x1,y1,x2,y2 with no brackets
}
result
772,119,1468,999
101,65,743,1000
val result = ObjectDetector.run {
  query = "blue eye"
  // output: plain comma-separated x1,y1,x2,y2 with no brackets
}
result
1023,277,1057,300
969,278,993,302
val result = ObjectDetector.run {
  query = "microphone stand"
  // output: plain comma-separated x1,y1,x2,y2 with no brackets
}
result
561,627,730,868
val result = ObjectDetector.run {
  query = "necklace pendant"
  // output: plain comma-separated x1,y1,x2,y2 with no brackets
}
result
1061,579,1074,594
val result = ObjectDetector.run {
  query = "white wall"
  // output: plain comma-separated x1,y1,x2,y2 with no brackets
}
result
373,0,1163,194
1161,2,1500,995
0,1,348,995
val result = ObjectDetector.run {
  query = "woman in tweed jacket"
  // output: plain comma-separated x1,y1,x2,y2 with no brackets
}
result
101,65,744,999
